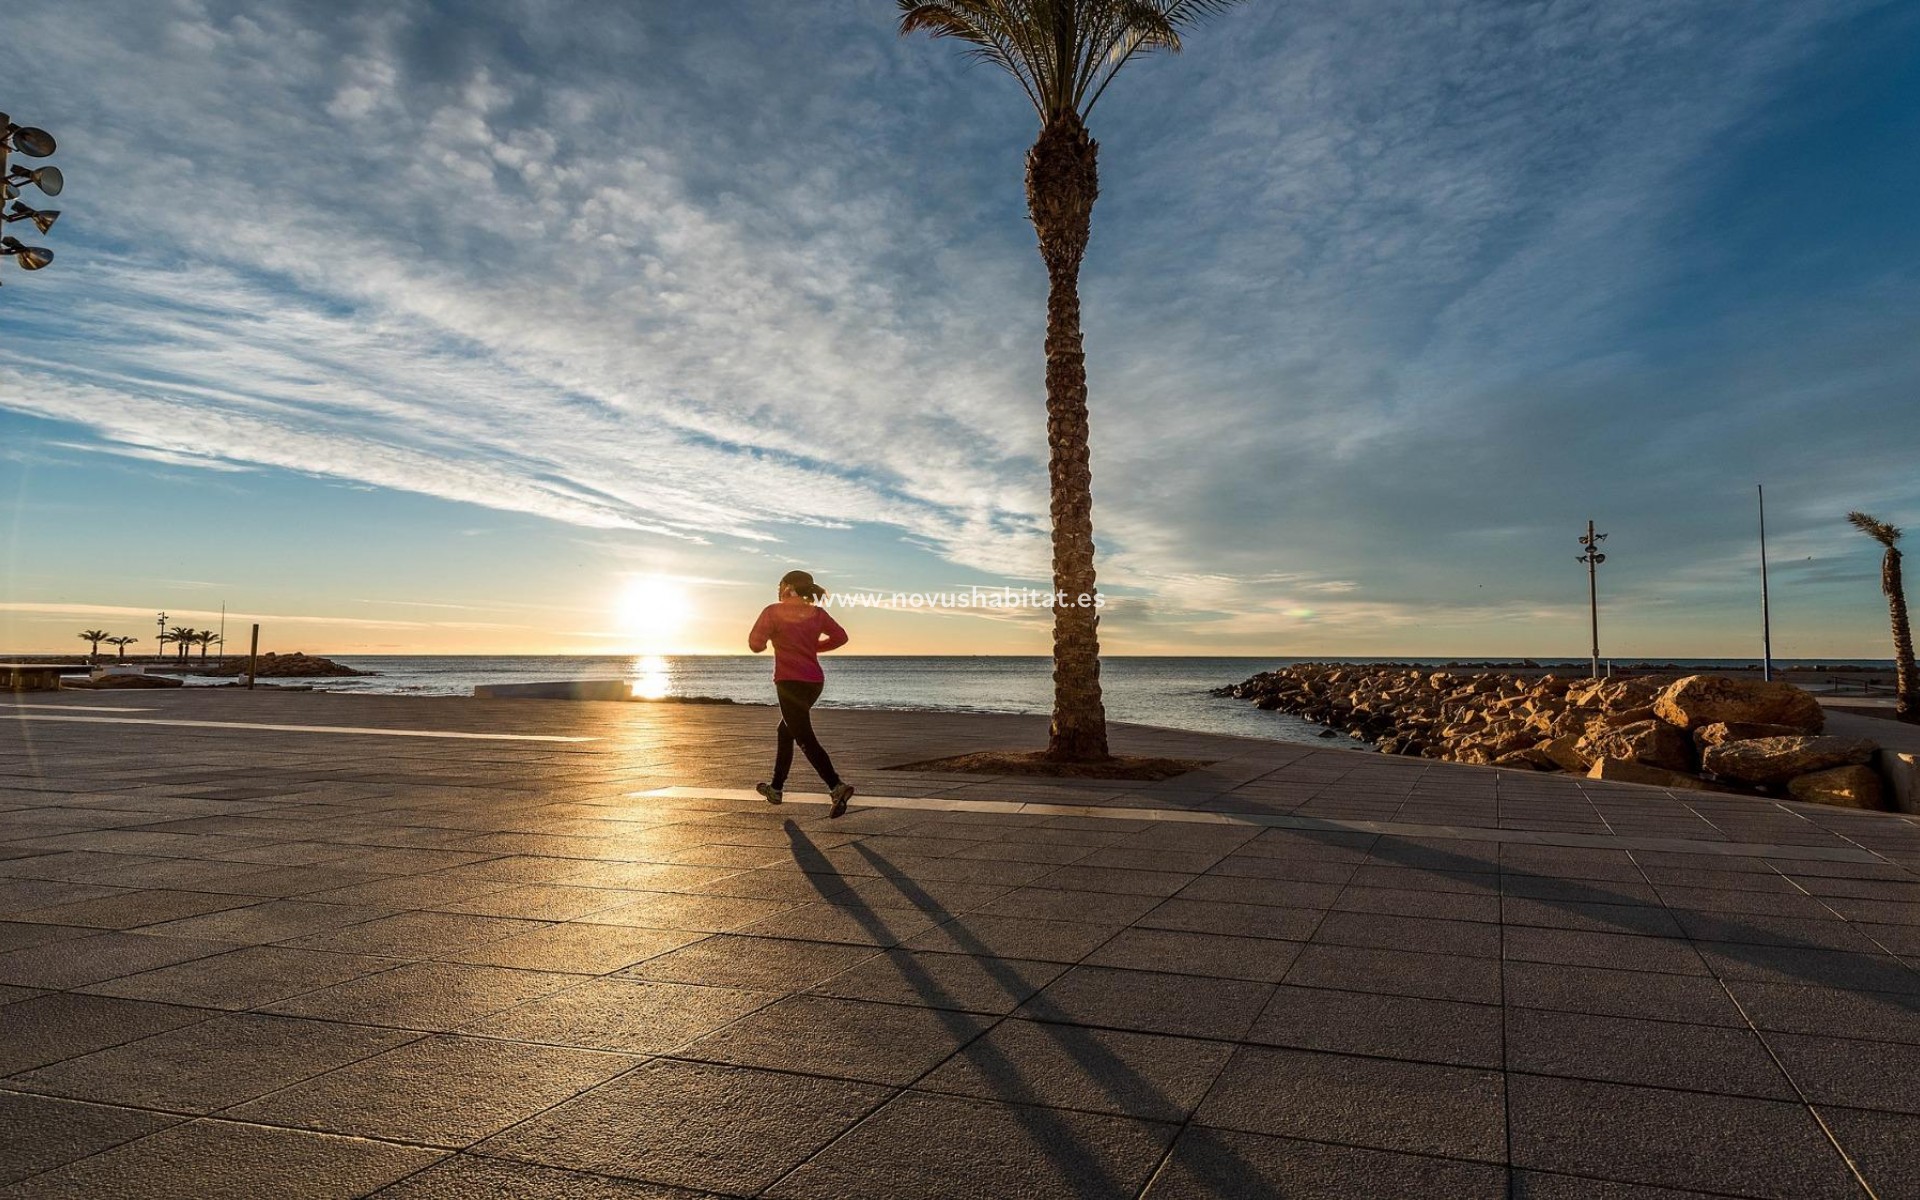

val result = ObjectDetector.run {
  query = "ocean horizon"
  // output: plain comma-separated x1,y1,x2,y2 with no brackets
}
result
165,654,1897,749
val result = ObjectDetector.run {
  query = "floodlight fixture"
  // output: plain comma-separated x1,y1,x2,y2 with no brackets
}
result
5,125,55,157
5,202,57,233
7,164,62,196
1,236,52,270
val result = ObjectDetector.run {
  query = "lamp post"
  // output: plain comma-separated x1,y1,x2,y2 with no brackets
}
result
0,113,63,283
1577,521,1608,679
1757,485,1773,682
155,612,168,664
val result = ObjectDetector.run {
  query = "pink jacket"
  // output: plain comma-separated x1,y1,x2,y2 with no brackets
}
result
748,603,849,683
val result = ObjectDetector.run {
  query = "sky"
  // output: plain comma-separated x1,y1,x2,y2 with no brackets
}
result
2,0,1918,659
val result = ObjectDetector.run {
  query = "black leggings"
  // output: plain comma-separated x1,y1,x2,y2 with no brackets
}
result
772,679,840,789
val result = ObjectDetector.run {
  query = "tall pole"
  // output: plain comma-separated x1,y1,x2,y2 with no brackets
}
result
247,624,260,691
1758,485,1773,682
1578,521,1608,679
156,612,167,665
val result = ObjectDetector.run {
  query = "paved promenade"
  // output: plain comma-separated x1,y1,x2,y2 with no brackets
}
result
2,689,1918,1198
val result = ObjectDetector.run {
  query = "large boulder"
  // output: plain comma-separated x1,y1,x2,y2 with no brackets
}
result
1537,735,1590,773
1587,757,1712,791
1654,675,1823,733
1786,765,1886,810
1702,735,1878,786
1578,719,1696,773
1694,721,1809,750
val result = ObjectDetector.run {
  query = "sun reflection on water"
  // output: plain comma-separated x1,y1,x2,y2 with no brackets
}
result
630,655,671,700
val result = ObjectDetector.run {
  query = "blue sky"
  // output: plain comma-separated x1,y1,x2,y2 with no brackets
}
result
3,0,1917,658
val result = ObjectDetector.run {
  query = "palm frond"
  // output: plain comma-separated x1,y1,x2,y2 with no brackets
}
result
1849,511,1902,547
901,0,1244,121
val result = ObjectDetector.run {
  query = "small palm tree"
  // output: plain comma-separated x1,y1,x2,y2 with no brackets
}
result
899,0,1244,760
1849,512,1917,721
78,629,111,660
196,631,222,661
106,635,138,660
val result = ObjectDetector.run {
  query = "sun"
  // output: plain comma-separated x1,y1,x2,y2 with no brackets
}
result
615,577,691,653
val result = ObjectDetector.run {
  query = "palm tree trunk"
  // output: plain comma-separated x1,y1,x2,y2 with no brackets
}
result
1888,549,1917,722
1027,115,1109,762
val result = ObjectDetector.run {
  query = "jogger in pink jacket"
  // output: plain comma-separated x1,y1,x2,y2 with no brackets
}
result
748,570,856,817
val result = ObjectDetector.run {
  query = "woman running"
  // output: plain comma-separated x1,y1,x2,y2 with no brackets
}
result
748,570,856,817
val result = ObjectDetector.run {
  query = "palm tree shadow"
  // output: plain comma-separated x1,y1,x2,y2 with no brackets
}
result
782,819,1247,1195
1294,823,1920,1011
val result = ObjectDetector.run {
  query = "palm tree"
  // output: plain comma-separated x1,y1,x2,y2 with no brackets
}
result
164,625,198,663
195,631,222,661
899,0,1241,760
78,629,111,660
1849,511,1917,721
106,635,139,660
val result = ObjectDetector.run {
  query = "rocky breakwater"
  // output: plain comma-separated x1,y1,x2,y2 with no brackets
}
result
205,652,371,678
1217,666,1888,809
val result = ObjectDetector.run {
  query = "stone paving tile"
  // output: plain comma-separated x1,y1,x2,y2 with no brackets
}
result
367,1154,722,1198
917,1018,1234,1120
900,913,1126,962
576,891,800,933
1505,1008,1795,1100
0,920,96,954
0,929,239,988
443,922,706,974
973,885,1166,925
1723,978,1920,1044
0,1092,181,1187
807,947,1066,1013
1249,984,1504,1069
0,1116,446,1199
1501,961,1747,1027
766,1090,1177,1200
1018,964,1273,1041
8,1011,412,1113
1135,897,1323,941
1142,1127,1508,1199
1082,927,1302,983
233,1034,641,1147
1507,1172,1734,1198
1817,1106,1919,1200
1197,1045,1506,1163
283,910,553,958
10,887,264,930
138,899,394,946
1312,911,1503,958
462,977,776,1053
0,992,212,1075
1506,1074,1860,1198
263,961,579,1031
1692,941,1920,993
1763,1032,1920,1114
1503,927,1709,976
679,993,994,1085
477,1058,889,1195
1285,943,1503,1005
623,933,877,991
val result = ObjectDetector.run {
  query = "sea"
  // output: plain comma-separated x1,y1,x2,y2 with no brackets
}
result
203,655,1896,750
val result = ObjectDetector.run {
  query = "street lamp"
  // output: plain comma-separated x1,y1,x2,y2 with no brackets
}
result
1577,521,1608,679
0,113,63,284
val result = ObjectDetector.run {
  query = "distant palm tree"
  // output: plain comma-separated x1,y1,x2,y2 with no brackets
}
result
106,635,139,660
78,629,111,660
195,631,222,661
899,0,1243,760
164,625,198,663
1850,511,1917,721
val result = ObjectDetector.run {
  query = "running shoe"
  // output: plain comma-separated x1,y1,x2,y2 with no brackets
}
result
756,782,783,805
828,782,855,818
